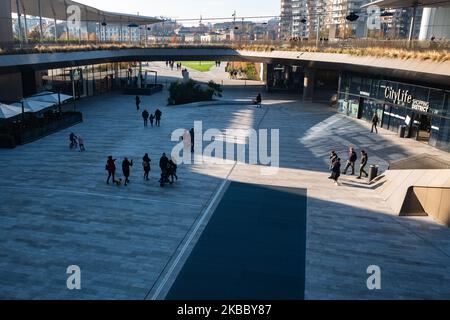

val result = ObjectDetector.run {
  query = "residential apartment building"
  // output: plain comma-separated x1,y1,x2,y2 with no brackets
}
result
280,0,309,39
306,0,327,39
325,0,370,39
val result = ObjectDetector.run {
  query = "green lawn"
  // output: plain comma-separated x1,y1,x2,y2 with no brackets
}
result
180,61,215,72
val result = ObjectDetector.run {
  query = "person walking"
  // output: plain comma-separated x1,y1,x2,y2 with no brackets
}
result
159,153,169,174
371,113,379,134
328,150,337,178
142,109,149,127
69,132,78,149
331,158,342,186
155,109,162,127
135,95,141,111
254,93,262,108
106,156,117,185
357,150,369,179
78,135,85,152
121,157,133,186
149,113,155,127
142,153,151,181
159,153,169,186
343,147,357,175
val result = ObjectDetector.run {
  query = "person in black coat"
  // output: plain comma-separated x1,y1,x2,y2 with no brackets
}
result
142,110,149,127
155,109,162,127
135,96,141,110
149,113,155,127
357,150,369,179
331,158,341,186
122,157,133,186
254,93,262,108
343,147,357,175
159,153,169,186
142,153,151,181
371,113,379,134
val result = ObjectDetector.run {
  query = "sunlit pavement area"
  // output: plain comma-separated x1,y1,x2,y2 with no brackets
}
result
0,63,449,299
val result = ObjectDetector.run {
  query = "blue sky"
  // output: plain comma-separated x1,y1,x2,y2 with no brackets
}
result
77,0,280,23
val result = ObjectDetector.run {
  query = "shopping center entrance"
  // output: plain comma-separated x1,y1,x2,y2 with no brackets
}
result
412,113,433,143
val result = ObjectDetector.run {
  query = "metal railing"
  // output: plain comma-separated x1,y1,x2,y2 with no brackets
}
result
1,38,449,56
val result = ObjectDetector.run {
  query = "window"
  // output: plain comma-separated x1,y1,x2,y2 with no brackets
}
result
428,89,445,116
435,117,450,152
350,75,361,94
389,105,409,133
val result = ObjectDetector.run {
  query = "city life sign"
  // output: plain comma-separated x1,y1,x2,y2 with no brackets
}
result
384,86,430,113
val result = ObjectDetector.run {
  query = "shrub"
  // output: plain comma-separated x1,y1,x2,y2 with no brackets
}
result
168,80,222,105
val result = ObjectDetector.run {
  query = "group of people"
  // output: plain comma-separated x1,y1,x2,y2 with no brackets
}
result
158,153,178,187
69,132,86,152
141,108,162,127
328,147,369,186
105,153,178,188
228,69,241,79
165,61,181,71
135,96,163,127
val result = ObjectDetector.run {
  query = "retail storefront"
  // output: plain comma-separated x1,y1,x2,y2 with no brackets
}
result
337,72,450,152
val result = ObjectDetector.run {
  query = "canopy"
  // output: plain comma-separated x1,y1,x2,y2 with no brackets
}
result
362,0,450,9
12,0,163,25
12,99,55,113
0,103,23,119
29,92,73,105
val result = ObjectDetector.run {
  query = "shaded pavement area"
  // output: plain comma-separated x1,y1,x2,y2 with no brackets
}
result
166,182,307,300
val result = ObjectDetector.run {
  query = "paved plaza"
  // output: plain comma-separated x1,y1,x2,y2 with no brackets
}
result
0,64,449,299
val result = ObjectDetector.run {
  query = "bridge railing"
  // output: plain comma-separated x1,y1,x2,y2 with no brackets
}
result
1,38,449,58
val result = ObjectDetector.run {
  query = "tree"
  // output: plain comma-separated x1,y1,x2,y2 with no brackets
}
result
28,27,41,41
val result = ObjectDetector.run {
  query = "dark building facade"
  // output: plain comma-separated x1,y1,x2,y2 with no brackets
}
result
337,72,450,152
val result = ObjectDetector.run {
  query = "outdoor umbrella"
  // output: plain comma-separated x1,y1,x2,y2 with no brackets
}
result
30,92,73,105
11,100,55,113
0,103,23,119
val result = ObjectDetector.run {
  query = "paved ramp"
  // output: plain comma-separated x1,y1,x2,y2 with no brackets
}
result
166,182,307,300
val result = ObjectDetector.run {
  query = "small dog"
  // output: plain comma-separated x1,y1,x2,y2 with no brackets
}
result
115,178,123,186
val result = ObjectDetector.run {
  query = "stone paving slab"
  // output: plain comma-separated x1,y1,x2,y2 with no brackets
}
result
0,66,449,299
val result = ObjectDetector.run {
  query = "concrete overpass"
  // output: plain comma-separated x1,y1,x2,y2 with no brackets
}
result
0,47,449,100
0,48,449,81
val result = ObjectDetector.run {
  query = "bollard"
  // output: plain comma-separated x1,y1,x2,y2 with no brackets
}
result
399,125,406,138
368,165,379,181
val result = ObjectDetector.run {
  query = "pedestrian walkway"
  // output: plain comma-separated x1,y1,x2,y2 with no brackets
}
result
0,77,449,299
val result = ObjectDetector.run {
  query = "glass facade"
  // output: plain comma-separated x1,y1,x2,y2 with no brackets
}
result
337,72,450,152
